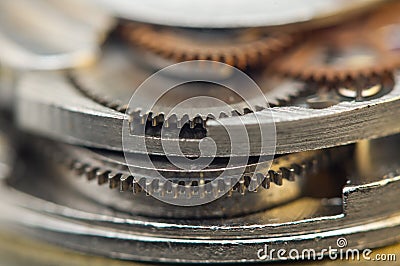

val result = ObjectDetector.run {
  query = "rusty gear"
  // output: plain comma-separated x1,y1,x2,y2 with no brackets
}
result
271,2,400,83
120,22,296,70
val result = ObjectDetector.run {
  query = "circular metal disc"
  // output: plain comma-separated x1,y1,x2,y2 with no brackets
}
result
89,0,383,28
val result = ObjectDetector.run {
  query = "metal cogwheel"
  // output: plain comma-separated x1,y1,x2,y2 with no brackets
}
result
16,70,400,156
38,139,349,196
11,1,400,157
1,132,400,262
271,1,400,87
120,23,296,70
43,142,334,218
69,40,306,126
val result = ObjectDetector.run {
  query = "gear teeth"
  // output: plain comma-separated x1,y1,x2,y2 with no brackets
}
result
180,114,190,128
219,112,229,119
189,119,195,129
163,119,169,128
129,111,212,129
184,183,192,199
212,181,220,199
120,175,133,192
83,166,95,180
107,172,120,189
120,23,296,70
231,110,240,116
151,117,157,127
157,179,166,197
207,114,216,120
71,161,85,175
94,169,107,185
72,69,306,132
261,175,271,189
172,183,179,199
269,170,283,186
270,3,400,86
224,178,233,195
167,114,178,128
101,172,115,187
280,167,295,181
42,139,351,198
69,160,312,195
237,176,246,195
71,65,307,132
256,172,265,189
132,178,142,194
249,175,259,192
226,188,233,197
176,118,182,129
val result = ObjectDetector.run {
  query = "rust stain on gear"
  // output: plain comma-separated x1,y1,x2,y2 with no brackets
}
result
271,1,400,83
120,22,296,69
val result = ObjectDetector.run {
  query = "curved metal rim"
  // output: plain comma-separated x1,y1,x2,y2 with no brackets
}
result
1,173,399,263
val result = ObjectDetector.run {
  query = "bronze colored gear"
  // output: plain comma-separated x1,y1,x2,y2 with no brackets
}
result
271,1,400,83
120,22,295,70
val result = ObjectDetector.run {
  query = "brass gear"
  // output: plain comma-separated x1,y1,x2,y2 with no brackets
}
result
271,1,400,83
120,22,296,70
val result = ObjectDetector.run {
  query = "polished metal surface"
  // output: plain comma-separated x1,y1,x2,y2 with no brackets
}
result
15,71,400,156
0,0,113,70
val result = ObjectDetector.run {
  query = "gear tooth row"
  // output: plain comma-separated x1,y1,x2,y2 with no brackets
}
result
41,139,346,199
70,55,308,133
281,62,399,84
128,110,211,129
121,23,296,70
270,5,400,86
67,161,288,198
127,107,271,130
